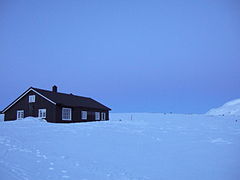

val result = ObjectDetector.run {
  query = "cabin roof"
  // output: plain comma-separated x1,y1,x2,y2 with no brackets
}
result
2,87,111,113
32,87,111,110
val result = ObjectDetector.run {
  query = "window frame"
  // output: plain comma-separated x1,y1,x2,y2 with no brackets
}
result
95,112,100,120
101,112,106,120
38,109,46,119
29,95,36,103
62,108,72,121
17,110,24,120
81,111,87,120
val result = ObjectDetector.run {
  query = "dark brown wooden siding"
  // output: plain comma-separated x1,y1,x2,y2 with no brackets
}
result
4,90,56,123
55,105,109,123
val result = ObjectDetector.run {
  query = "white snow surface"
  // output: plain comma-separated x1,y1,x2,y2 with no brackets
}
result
0,114,4,122
207,98,240,116
0,113,240,180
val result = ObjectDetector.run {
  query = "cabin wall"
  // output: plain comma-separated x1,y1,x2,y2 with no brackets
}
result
4,91,56,123
106,111,109,120
55,105,109,123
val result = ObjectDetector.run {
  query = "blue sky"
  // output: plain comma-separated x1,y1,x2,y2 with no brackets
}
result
0,0,240,113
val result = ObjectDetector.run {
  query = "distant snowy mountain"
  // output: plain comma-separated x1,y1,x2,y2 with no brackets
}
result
207,98,240,116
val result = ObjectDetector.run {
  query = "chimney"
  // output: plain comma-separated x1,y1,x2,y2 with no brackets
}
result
52,85,57,93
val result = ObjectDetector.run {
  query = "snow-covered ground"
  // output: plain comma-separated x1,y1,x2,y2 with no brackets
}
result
0,113,240,180
207,98,240,116
0,114,4,122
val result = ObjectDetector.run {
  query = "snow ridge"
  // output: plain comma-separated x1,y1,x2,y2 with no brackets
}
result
206,98,240,116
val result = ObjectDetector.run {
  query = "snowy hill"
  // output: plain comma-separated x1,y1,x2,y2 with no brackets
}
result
207,98,240,116
0,113,240,180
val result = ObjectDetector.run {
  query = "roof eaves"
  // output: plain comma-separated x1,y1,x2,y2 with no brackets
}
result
88,98,111,110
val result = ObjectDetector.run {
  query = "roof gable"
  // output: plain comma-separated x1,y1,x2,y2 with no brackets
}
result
2,87,56,113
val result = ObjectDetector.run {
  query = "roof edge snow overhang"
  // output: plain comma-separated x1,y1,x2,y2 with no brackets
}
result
2,87,56,113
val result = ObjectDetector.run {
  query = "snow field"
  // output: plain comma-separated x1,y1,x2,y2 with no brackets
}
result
0,113,240,180
0,114,4,122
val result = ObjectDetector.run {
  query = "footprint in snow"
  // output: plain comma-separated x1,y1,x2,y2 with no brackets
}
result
42,155,48,159
75,162,80,167
36,154,42,157
210,138,232,144
61,170,67,173
62,175,70,179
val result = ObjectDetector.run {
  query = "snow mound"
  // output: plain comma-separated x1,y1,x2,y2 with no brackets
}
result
20,117,47,122
206,98,240,116
2,117,47,123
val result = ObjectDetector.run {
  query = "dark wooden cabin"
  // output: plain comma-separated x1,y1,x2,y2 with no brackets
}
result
2,86,111,123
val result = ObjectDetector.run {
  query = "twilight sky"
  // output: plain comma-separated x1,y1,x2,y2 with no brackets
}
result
0,0,240,113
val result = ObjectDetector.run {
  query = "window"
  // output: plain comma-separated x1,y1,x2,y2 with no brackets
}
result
62,108,72,120
38,109,46,118
29,95,35,103
101,112,106,120
81,111,87,120
95,112,100,120
17,110,24,120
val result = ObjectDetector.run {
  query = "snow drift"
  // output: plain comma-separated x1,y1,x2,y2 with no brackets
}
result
207,98,240,116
